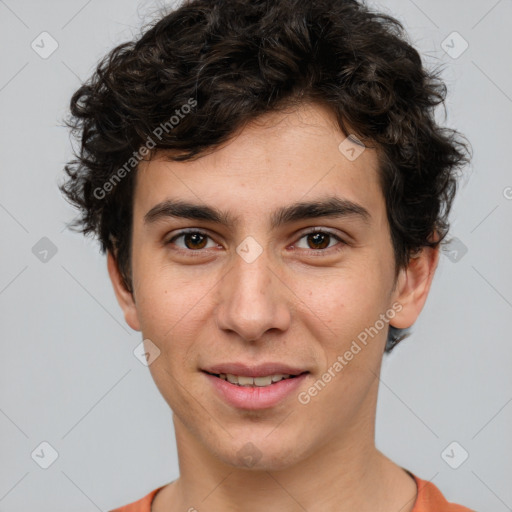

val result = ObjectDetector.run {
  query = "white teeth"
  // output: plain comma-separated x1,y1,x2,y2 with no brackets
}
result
218,373,293,386
253,376,273,386
237,375,254,386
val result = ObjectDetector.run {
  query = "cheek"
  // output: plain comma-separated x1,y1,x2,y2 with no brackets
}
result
132,259,220,373
133,249,205,329
296,270,390,417
133,270,205,405
299,266,388,347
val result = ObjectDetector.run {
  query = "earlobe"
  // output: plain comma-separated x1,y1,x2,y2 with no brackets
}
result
106,251,141,332
390,244,440,330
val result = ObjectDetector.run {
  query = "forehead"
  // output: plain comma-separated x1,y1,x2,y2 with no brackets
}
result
134,102,385,225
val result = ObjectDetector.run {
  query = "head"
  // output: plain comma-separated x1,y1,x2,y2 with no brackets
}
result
60,0,470,470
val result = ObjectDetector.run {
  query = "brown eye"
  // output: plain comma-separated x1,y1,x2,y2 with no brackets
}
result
295,230,344,252
183,232,208,250
166,230,216,251
306,232,330,250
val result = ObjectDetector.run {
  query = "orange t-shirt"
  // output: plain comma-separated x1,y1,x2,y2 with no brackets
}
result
110,473,475,511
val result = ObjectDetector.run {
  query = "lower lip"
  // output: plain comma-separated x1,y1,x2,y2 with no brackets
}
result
203,371,309,410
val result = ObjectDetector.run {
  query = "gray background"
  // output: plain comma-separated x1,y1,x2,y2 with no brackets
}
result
0,0,511,510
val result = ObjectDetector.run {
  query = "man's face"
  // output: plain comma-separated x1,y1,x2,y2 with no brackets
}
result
119,102,406,470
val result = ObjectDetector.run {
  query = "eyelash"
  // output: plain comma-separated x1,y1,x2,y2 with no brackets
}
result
164,228,347,256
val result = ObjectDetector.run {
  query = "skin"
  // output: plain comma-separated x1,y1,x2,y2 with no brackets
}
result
108,102,439,512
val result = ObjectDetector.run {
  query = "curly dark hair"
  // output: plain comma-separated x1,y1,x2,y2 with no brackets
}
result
60,0,471,352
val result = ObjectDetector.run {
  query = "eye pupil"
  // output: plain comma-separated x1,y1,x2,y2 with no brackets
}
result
185,233,207,249
308,233,330,250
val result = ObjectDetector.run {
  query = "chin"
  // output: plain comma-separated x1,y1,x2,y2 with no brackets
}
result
217,437,306,472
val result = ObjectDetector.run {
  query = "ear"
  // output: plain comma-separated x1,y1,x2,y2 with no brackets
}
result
107,250,141,331
390,244,440,330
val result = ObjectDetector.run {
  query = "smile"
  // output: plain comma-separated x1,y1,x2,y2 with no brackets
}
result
202,370,309,409
205,372,298,387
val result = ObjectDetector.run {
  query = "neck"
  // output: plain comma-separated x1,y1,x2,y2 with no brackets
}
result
156,419,417,512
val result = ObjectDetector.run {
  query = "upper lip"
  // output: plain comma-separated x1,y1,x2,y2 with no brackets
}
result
202,362,308,378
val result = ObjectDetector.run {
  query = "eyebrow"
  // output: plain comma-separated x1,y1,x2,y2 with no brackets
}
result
143,196,371,230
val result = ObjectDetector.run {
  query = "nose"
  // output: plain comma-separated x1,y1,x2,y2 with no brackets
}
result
214,247,292,342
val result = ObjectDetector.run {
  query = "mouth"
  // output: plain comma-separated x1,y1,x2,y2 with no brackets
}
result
202,370,309,387
201,369,310,410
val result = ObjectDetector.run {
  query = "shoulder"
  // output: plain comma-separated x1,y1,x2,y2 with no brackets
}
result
109,476,477,512
411,473,476,512
109,485,165,512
